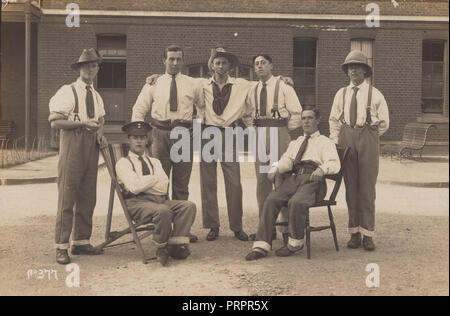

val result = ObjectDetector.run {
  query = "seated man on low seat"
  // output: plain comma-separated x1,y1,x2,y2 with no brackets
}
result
245,107,340,260
115,121,197,266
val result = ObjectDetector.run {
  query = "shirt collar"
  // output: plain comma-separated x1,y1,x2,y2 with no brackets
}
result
209,75,235,85
165,72,181,79
303,130,320,139
76,77,94,89
128,150,147,160
259,75,275,86
349,80,368,90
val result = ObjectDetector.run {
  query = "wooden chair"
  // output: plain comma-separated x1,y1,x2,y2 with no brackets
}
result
275,146,350,259
95,142,156,264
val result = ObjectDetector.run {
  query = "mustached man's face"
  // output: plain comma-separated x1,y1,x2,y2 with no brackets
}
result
347,64,366,85
128,135,148,156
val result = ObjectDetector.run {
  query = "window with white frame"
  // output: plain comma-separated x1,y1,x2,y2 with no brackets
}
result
97,35,127,89
422,40,445,114
293,38,317,108
350,39,374,84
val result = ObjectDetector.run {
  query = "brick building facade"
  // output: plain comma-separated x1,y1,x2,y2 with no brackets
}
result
1,0,449,148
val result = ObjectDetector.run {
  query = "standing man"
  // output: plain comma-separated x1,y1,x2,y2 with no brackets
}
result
132,45,201,243
329,50,389,251
198,47,254,242
132,45,201,202
246,107,340,260
116,121,197,267
249,54,303,241
48,48,106,265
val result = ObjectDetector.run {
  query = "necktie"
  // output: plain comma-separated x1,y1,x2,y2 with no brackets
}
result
85,85,95,118
212,82,233,116
170,74,178,112
293,135,311,170
259,82,267,117
349,86,359,127
139,156,151,175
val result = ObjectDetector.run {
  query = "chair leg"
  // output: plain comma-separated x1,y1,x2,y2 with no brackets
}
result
328,206,339,252
305,212,311,259
105,180,115,241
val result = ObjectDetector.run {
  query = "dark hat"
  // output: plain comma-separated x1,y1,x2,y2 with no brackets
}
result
121,121,152,136
71,48,102,70
208,46,239,71
341,50,372,78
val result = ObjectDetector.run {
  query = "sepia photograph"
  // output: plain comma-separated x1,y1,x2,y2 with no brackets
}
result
0,0,448,300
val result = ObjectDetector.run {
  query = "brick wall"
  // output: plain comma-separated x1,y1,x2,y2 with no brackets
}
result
33,15,449,144
43,0,449,16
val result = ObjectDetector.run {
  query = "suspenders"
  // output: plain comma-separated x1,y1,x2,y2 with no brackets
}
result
126,155,154,175
70,84,81,122
338,84,373,126
70,83,100,122
254,77,282,119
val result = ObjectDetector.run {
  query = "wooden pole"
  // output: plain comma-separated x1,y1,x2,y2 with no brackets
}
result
25,10,31,151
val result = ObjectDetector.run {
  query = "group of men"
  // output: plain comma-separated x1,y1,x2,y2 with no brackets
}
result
49,45,389,266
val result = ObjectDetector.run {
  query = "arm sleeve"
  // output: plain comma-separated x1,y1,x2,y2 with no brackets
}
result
282,84,302,130
375,91,389,136
131,84,153,122
275,141,296,174
116,158,166,195
96,91,106,118
48,85,74,119
318,138,341,175
329,88,344,144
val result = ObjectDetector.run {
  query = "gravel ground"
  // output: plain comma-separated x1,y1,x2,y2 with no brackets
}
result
0,163,448,296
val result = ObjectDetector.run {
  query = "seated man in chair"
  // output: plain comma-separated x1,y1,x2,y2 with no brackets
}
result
115,121,197,266
245,107,341,260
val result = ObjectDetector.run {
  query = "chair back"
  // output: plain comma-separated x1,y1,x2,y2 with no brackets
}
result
325,146,350,202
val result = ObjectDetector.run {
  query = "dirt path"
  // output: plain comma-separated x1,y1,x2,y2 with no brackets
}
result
0,208,448,296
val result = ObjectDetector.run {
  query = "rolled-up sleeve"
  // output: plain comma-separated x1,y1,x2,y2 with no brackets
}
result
49,85,74,120
283,84,302,130
318,139,340,175
275,141,296,174
132,84,154,122
375,91,389,136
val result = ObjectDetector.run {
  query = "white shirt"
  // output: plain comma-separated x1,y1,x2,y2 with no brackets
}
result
251,75,303,130
274,131,340,175
197,76,254,128
132,73,202,122
48,78,105,122
329,81,389,143
115,151,169,196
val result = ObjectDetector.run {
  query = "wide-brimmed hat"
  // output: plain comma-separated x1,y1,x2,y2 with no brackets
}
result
208,46,239,71
121,121,152,136
341,50,372,78
71,48,102,70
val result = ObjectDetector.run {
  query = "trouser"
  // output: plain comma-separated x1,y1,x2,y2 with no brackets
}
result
126,195,196,248
55,129,99,249
200,128,243,232
338,125,379,237
252,173,326,252
151,127,193,201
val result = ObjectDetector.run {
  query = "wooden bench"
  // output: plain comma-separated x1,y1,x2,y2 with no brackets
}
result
383,122,436,161
0,121,15,142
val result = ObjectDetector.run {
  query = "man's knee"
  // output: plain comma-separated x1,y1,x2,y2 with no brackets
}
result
184,201,197,218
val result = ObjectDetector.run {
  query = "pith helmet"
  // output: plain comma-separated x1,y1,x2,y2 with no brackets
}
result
341,50,372,78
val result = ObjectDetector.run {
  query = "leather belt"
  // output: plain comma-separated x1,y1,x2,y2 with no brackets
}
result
150,119,193,131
